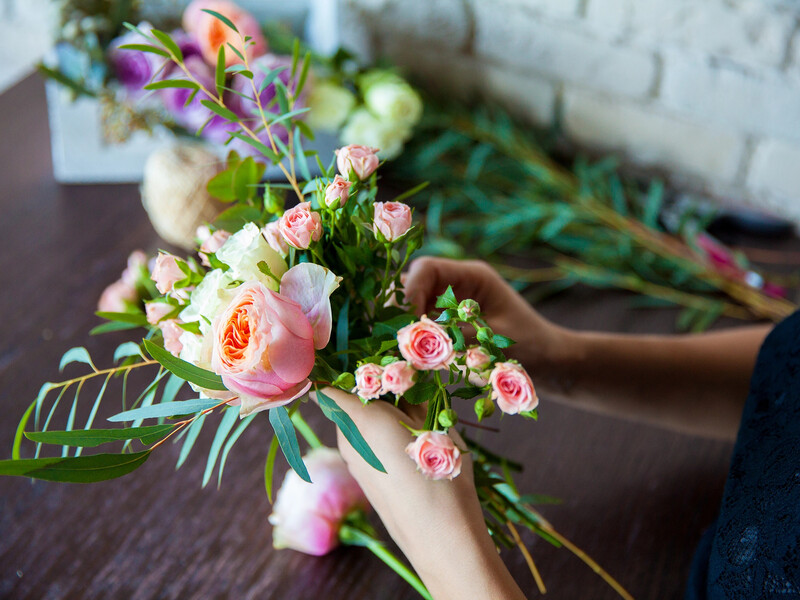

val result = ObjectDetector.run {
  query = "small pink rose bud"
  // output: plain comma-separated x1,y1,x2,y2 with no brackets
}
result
120,250,148,287
97,280,138,313
279,201,323,250
151,252,185,295
160,320,184,357
373,201,412,242
199,229,231,266
405,431,462,480
465,346,492,371
324,174,352,208
397,316,454,371
336,144,379,180
145,301,173,325
262,221,289,257
381,360,417,396
489,362,538,415
354,363,383,400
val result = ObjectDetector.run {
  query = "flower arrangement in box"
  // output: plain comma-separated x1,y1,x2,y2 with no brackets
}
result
43,0,422,159
5,11,633,599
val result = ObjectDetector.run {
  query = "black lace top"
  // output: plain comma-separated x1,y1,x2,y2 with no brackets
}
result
686,311,800,599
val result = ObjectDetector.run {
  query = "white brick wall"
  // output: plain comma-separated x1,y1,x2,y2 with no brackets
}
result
345,0,800,223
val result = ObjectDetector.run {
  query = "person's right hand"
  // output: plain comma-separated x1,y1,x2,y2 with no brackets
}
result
403,257,576,387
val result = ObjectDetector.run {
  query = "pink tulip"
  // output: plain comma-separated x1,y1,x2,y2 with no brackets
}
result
269,447,369,556
211,282,315,416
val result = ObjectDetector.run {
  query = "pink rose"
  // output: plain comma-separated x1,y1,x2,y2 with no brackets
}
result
324,175,352,208
397,316,454,371
97,280,138,313
145,301,173,325
211,282,315,416
262,221,289,257
279,202,322,250
336,144,379,181
279,263,341,349
373,201,412,242
151,252,185,295
269,447,369,556
199,229,231,266
465,346,491,371
354,363,383,400
182,0,267,67
381,361,416,396
160,320,185,357
120,250,148,287
405,431,462,480
489,362,538,415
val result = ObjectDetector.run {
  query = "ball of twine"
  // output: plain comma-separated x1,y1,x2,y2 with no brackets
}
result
141,143,225,250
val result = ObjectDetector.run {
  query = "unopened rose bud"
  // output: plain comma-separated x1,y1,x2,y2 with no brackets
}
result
474,397,495,421
438,409,458,428
333,372,356,391
457,299,480,321
476,327,493,344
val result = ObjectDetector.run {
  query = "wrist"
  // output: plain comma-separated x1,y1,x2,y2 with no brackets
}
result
529,324,586,400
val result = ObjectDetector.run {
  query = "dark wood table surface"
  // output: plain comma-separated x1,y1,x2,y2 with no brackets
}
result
0,75,751,599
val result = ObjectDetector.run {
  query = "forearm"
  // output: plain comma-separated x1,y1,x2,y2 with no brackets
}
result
535,325,771,440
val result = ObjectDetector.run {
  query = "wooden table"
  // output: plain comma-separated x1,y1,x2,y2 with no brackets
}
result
0,74,741,599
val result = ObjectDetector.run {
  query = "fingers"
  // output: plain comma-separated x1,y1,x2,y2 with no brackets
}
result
404,257,503,316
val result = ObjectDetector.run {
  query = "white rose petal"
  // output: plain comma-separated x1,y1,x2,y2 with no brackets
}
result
215,222,287,289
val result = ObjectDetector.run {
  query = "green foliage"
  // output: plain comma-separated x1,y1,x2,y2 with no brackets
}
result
0,451,151,483
143,339,226,391
269,406,310,483
25,425,175,448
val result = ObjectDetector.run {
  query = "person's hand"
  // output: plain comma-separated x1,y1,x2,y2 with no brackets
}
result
404,257,576,390
320,387,526,600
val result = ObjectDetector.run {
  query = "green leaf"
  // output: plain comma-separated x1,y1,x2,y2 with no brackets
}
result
114,342,144,363
492,334,515,348
264,435,280,502
268,406,310,482
233,156,259,201
290,38,300,79
451,385,483,399
118,43,171,58
392,181,430,204
12,401,36,460
176,413,206,469
75,373,112,456
643,180,664,229
90,321,139,335
435,285,458,309
59,347,96,372
201,8,239,32
150,28,182,61
207,165,237,201
143,339,227,391
144,79,198,90
36,64,95,98
295,53,311,99
226,42,245,63
316,389,385,473
160,373,185,404
108,398,220,422
0,451,151,483
217,414,256,487
295,128,312,182
403,380,439,405
25,425,175,448
258,65,289,94
202,408,239,487
96,311,148,326
227,132,280,163
215,44,226,98
336,297,350,371
200,99,239,122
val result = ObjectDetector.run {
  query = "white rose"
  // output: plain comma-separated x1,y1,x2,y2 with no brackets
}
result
340,108,410,160
178,329,209,368
364,81,422,129
179,268,236,333
215,223,287,288
306,80,356,132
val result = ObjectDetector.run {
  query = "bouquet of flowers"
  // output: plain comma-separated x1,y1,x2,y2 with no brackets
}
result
8,9,632,598
43,0,422,159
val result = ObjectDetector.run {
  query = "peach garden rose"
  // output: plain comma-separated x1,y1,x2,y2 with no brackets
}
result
183,0,267,67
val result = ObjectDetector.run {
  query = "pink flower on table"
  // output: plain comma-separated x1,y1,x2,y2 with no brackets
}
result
182,0,267,67
373,201,412,242
397,316,454,371
354,363,383,400
381,361,416,396
336,144,379,181
405,431,462,480
279,263,341,349
211,282,315,417
278,202,322,250
98,280,138,313
199,229,231,266
151,252,185,294
262,221,289,257
270,447,369,556
324,175,352,208
146,301,173,325
465,347,491,371
160,320,185,357
489,362,538,415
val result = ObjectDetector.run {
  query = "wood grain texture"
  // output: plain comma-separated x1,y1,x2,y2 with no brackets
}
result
0,75,748,600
